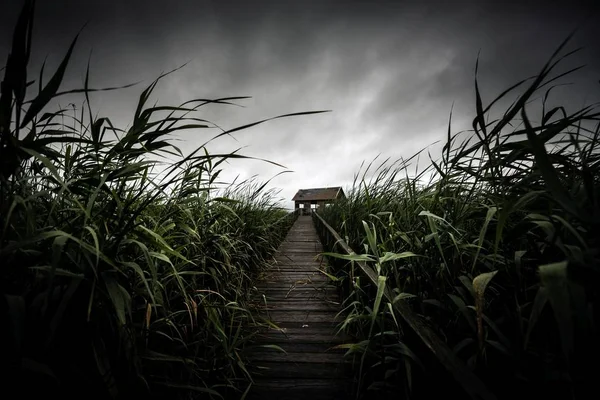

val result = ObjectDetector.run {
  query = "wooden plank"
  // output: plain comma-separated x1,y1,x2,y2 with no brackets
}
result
256,311,343,323
248,342,347,354
257,281,331,287
250,361,347,379
275,253,324,258
255,295,338,303
278,244,323,248
276,251,324,256
252,293,339,301
262,271,331,276
261,273,330,278
268,267,330,272
278,244,323,249
275,254,324,258
260,272,330,280
247,351,347,364
270,261,328,266
266,264,329,268
253,305,341,312
248,379,351,400
266,266,329,271
252,285,336,292
254,300,341,309
253,291,336,299
253,292,337,301
253,287,334,294
259,276,332,282
267,263,329,267
247,215,351,400
255,296,337,303
262,270,329,275
255,287,337,293
254,283,335,290
254,332,350,344
254,298,340,304
250,321,340,330
274,258,325,264
251,378,349,388
264,268,329,272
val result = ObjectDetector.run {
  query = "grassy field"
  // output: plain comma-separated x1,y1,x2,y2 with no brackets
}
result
0,2,302,399
318,35,600,400
3,2,599,400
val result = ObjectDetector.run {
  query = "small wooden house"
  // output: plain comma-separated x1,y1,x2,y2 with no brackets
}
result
292,186,345,215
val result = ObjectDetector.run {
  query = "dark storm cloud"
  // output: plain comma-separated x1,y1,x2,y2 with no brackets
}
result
2,0,599,208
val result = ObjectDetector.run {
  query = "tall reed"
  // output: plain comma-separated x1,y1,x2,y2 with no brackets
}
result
1,2,312,399
320,33,600,399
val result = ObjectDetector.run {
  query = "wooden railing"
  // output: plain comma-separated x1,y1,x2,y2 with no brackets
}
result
312,211,497,400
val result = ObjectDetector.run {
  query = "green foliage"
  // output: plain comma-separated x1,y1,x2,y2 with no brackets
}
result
319,34,600,399
0,2,305,399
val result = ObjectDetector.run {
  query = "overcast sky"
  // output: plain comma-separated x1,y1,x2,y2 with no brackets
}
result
2,0,599,209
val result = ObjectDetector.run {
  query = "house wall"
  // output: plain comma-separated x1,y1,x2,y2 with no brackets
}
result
294,197,342,215
295,201,312,215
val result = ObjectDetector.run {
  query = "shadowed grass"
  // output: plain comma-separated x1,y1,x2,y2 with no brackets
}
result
319,33,600,400
0,1,314,399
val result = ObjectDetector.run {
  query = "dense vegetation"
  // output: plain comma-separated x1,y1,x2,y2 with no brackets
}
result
1,2,301,399
319,35,600,400
4,2,599,400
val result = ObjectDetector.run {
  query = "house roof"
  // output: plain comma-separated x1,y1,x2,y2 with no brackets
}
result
292,187,345,202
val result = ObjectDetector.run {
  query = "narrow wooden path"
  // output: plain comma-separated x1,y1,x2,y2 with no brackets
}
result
246,215,351,400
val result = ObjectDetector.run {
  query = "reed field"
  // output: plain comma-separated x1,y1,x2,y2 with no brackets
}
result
1,2,302,399
318,35,600,400
3,1,600,400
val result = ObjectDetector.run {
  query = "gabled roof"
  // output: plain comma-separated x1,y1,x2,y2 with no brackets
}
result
292,187,345,202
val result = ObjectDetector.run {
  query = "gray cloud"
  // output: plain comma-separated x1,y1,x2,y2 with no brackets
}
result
2,0,599,208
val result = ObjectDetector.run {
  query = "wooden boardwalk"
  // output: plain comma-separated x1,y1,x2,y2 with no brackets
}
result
246,215,351,400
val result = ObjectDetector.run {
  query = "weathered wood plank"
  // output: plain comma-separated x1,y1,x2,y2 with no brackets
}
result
250,304,340,312
275,253,325,258
254,332,350,344
253,301,341,311
278,244,323,249
266,264,329,269
253,291,337,300
247,351,348,364
255,311,343,323
247,215,351,400
255,296,338,303
248,379,351,400
250,361,347,379
258,278,330,285
253,283,335,290
250,321,341,331
270,262,328,267
255,325,347,336
255,296,337,303
248,341,347,353
260,273,330,280
277,246,324,251
262,270,330,275
267,268,331,273
251,378,349,389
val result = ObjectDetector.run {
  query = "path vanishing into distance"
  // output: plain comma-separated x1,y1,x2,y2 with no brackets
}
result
246,215,352,400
